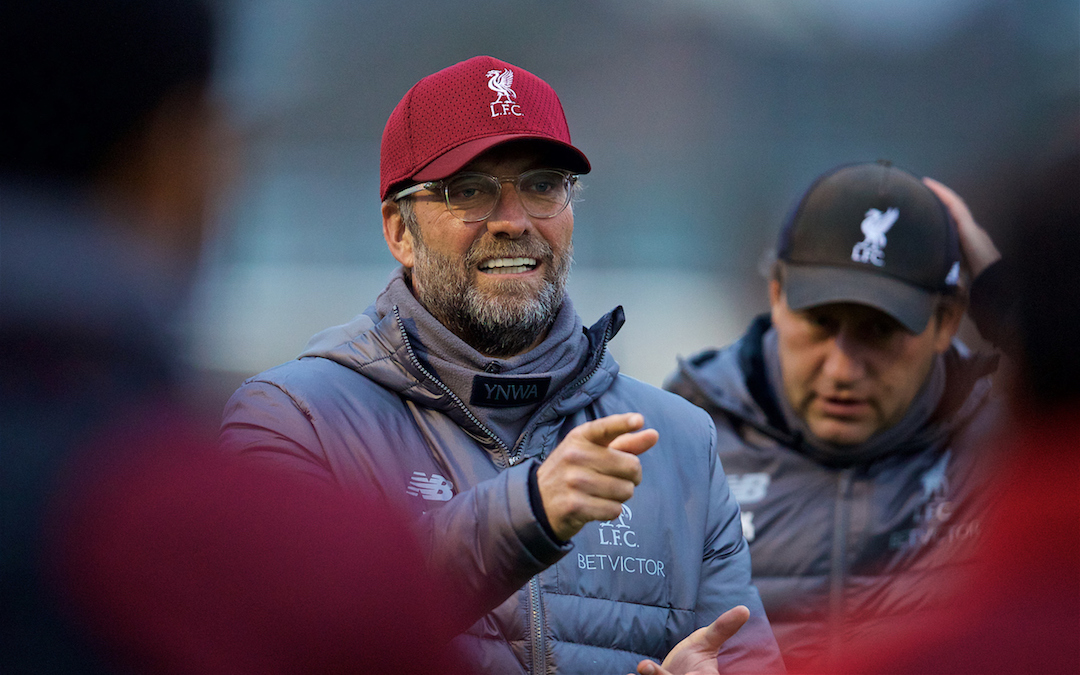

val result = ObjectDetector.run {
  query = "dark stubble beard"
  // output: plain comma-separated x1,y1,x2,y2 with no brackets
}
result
406,216,573,358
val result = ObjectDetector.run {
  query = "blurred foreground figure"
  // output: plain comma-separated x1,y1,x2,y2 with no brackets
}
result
0,1,461,672
833,151,1080,674
665,161,1001,671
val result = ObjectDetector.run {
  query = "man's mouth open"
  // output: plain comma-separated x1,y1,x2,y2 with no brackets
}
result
478,257,539,275
818,396,872,418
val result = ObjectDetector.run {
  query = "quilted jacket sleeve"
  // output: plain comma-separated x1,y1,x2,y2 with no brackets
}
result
219,367,571,632
416,459,572,623
219,377,339,487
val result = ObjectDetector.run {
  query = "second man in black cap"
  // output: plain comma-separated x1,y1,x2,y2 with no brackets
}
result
665,161,1001,673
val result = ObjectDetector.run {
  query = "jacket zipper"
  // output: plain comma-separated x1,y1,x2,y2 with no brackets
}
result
529,576,546,674
518,319,611,674
827,468,854,669
395,306,613,674
392,307,512,465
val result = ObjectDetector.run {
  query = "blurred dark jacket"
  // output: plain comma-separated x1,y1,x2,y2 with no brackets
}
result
1,182,183,672
832,410,1079,674
664,314,1001,672
1,182,465,673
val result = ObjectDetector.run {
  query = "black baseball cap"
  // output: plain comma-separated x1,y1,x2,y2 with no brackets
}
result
776,161,961,333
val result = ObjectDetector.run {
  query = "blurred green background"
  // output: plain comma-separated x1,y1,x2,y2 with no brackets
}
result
188,0,1079,400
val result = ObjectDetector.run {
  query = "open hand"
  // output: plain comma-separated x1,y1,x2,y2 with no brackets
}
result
632,606,750,675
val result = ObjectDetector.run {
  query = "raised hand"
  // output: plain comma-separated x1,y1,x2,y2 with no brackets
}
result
537,412,658,541
923,176,1001,278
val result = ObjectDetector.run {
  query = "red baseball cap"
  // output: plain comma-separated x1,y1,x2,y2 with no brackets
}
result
380,55,591,200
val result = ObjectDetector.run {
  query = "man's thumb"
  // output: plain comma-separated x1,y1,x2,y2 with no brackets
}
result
608,428,659,456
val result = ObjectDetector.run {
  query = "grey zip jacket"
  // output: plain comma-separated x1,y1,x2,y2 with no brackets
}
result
664,315,1000,672
220,282,784,675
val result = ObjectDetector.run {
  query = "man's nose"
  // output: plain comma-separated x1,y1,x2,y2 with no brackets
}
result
822,328,868,383
484,183,531,238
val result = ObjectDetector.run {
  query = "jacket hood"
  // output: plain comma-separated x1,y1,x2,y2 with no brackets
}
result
668,314,999,467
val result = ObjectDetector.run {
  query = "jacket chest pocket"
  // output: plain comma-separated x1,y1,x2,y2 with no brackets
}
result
550,501,683,609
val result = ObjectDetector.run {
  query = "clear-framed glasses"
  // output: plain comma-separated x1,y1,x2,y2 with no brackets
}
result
392,168,577,223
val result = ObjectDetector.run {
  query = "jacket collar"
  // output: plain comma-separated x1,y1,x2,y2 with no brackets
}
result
298,280,624,459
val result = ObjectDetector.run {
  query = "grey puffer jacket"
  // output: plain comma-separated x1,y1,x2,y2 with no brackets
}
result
664,315,1001,673
220,297,784,674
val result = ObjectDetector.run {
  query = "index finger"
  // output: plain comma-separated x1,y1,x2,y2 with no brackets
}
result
572,413,646,447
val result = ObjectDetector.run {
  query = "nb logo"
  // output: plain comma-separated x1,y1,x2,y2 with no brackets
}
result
406,472,454,501
728,473,770,504
740,511,756,543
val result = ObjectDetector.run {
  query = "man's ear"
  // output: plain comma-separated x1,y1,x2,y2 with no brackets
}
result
932,298,966,352
768,279,789,327
768,279,783,309
382,200,414,268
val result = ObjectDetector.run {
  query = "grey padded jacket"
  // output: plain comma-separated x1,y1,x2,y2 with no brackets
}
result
220,298,784,675
664,315,1001,672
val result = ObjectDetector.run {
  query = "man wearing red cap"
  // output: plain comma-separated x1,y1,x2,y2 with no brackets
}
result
221,56,784,674
665,161,1001,672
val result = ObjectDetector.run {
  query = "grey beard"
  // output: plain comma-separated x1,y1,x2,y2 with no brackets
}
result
411,241,572,357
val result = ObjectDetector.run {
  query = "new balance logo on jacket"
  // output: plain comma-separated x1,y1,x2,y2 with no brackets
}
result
407,472,454,501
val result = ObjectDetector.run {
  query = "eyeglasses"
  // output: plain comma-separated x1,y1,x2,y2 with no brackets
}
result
392,168,577,223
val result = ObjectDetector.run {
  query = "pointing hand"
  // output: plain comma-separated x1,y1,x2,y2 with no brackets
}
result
537,412,658,541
